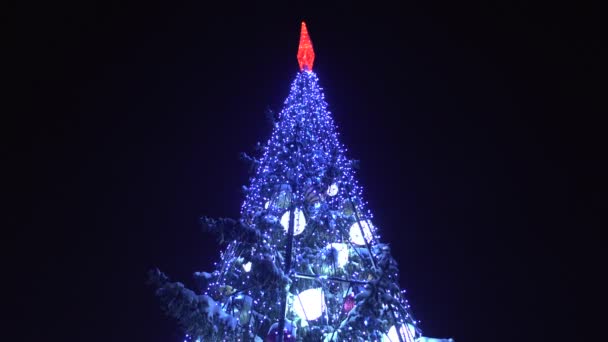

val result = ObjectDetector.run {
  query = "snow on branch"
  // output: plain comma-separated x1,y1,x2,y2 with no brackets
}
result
147,269,238,340
200,217,261,245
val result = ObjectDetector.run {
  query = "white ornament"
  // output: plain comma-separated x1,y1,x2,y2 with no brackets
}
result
242,261,252,272
293,288,326,321
383,324,416,342
349,220,374,245
326,243,349,267
281,208,306,235
264,201,270,209
326,183,339,196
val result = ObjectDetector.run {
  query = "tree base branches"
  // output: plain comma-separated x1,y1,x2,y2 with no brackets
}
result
147,269,238,340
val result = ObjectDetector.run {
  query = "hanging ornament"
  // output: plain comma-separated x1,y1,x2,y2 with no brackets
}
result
383,324,416,342
280,208,306,235
219,284,236,296
292,288,326,321
266,321,296,342
304,183,324,205
342,199,355,217
237,294,253,324
349,220,374,245
343,293,355,313
272,184,292,209
326,183,339,196
325,243,349,268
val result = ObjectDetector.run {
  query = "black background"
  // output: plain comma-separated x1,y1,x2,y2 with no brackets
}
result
15,1,603,341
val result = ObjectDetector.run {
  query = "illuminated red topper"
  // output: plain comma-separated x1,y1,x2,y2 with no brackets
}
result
297,21,315,71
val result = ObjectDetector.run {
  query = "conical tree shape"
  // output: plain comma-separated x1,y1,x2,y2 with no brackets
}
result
150,24,421,342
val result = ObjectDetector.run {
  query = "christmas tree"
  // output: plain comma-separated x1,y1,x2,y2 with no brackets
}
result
149,22,453,342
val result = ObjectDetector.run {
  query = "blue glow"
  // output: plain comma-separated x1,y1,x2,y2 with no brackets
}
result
197,70,420,341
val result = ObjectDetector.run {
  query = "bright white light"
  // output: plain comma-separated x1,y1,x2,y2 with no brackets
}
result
326,183,339,196
264,201,270,209
383,324,416,342
281,208,306,235
293,288,325,321
349,220,374,245
242,261,252,272
326,243,349,267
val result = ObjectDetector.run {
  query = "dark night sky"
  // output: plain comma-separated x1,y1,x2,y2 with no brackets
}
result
15,1,603,341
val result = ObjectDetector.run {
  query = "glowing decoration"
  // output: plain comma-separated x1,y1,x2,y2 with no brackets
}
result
343,293,355,313
349,220,374,245
326,183,339,196
293,288,326,321
297,21,315,71
280,208,306,235
383,324,416,342
326,243,349,267
242,261,252,272
264,201,270,209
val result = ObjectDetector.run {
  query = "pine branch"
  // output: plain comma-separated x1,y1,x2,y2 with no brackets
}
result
200,217,261,245
147,269,238,340
265,107,277,125
239,152,260,172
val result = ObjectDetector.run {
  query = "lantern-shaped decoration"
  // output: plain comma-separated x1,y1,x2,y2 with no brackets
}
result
326,183,339,196
280,208,306,235
293,288,326,321
343,293,355,313
349,220,374,245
